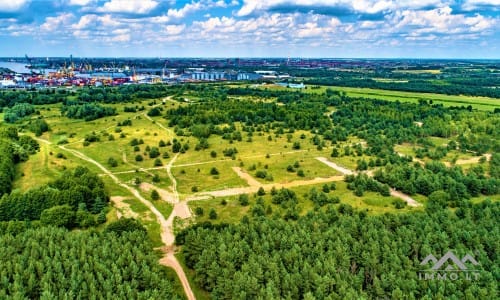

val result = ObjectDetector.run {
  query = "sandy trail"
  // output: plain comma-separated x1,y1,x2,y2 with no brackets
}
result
187,174,345,200
140,182,176,203
34,137,196,300
316,157,421,207
232,167,261,187
110,196,138,219
315,157,354,175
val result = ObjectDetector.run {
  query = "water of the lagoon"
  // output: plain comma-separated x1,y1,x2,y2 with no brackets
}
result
0,62,34,74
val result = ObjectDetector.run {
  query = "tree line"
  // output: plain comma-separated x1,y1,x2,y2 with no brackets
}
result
178,200,499,299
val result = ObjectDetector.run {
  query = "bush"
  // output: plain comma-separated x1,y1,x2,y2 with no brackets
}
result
154,158,162,166
239,194,249,206
195,207,204,216
40,205,75,229
108,157,118,167
210,167,220,175
135,155,143,162
152,174,160,183
393,199,407,209
151,189,160,200
105,218,146,235
209,209,217,220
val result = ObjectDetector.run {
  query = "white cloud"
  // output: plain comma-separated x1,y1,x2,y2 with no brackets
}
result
167,2,203,19
68,0,94,6
108,33,131,42
462,0,500,11
236,0,451,16
97,0,158,14
40,13,74,32
166,0,231,19
165,24,186,35
72,14,121,30
0,0,30,12
393,6,497,39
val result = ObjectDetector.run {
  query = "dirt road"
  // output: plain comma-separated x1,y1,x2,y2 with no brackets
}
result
316,157,421,207
38,138,196,300
189,174,345,200
232,167,261,187
315,157,354,175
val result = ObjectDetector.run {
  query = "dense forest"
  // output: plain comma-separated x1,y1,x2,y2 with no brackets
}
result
0,166,108,226
178,200,499,299
0,224,184,299
0,127,39,195
281,67,500,98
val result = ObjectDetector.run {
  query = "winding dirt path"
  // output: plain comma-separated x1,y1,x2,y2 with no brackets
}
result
145,115,195,299
232,167,261,187
166,154,180,203
140,182,176,203
34,137,196,300
316,157,421,207
315,157,354,175
186,174,345,200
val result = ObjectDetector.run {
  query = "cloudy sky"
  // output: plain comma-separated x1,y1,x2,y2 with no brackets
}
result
0,0,498,58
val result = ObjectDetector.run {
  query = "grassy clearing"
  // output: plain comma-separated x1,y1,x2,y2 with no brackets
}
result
470,194,500,203
123,198,163,247
13,137,102,190
174,161,248,195
137,188,174,220
100,176,130,197
190,196,250,224
318,86,499,111
392,69,442,74
152,200,173,219
115,172,154,186
241,154,340,184
256,84,498,111
189,180,416,224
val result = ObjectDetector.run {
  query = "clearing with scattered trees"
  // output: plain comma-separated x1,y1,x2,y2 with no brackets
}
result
0,78,498,299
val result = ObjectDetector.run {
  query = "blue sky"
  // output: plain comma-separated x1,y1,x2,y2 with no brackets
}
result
0,0,498,58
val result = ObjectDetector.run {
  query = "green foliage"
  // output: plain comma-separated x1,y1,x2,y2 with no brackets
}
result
104,218,147,235
195,207,204,216
210,167,219,175
40,205,75,228
61,103,116,121
180,201,499,299
208,208,217,220
0,128,39,196
0,227,182,299
147,107,162,117
3,103,35,123
108,157,118,167
0,167,108,222
238,194,249,206
149,147,160,159
151,189,160,200
27,119,50,136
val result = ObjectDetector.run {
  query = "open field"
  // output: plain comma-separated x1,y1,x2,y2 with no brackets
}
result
189,180,417,224
315,86,500,111
257,84,499,110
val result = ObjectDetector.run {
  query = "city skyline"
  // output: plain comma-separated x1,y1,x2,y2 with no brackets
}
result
0,0,499,58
